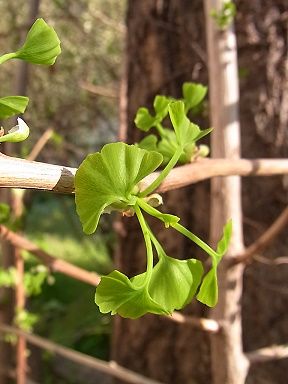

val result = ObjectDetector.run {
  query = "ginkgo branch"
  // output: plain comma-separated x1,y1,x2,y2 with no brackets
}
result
1,154,288,194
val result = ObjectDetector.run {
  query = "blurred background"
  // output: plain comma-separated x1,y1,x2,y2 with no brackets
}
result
0,1,287,383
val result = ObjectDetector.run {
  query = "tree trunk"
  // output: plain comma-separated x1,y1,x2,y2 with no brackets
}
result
113,2,211,383
204,1,248,383
113,1,288,383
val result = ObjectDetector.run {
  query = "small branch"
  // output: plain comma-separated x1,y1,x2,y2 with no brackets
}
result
232,206,288,265
1,225,224,333
247,344,288,364
0,324,162,384
79,81,119,99
253,255,288,266
168,312,221,333
27,128,54,161
1,155,288,194
0,225,101,287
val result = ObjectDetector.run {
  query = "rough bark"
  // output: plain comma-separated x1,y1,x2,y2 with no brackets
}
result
113,1,288,384
113,2,211,383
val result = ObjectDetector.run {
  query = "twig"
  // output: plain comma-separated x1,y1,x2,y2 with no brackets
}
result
247,344,288,364
27,128,54,161
80,81,119,99
168,312,221,333
0,225,101,287
0,324,162,384
253,255,288,266
1,155,288,194
233,206,288,265
0,225,222,333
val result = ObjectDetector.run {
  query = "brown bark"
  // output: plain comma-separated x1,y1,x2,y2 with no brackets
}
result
113,1,288,384
112,2,212,383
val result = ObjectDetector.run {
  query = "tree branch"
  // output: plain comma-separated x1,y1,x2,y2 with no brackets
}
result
0,324,162,384
168,312,221,334
1,154,288,194
232,206,288,265
247,344,288,364
0,225,219,333
0,225,101,287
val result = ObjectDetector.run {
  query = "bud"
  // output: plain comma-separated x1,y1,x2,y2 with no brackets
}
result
0,118,29,143
14,18,61,65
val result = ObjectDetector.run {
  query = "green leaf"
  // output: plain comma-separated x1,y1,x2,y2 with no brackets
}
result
197,220,232,307
148,255,203,312
134,108,155,132
95,270,168,318
216,219,232,257
137,134,158,151
75,142,163,234
0,203,10,224
182,82,207,112
134,95,171,132
14,18,61,65
196,268,218,307
153,95,171,121
0,96,29,119
0,118,29,143
168,101,201,148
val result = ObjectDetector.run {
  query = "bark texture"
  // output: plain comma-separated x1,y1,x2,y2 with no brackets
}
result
113,2,211,384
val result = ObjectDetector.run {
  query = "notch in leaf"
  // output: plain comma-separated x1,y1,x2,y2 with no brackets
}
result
0,19,61,66
182,82,207,113
95,270,168,319
135,95,171,132
0,118,29,143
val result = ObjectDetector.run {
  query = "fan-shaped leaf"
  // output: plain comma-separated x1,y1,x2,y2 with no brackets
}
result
75,142,163,234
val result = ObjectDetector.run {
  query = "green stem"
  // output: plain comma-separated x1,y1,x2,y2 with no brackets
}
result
139,147,183,197
145,223,166,259
137,198,218,261
171,222,218,260
134,204,154,285
155,123,165,136
0,52,17,65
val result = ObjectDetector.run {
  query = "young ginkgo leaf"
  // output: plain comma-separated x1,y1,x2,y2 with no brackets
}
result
168,101,204,148
134,95,170,132
182,82,207,112
0,118,29,143
197,220,232,307
75,142,163,234
13,19,61,65
95,270,168,319
148,255,204,313
0,96,29,119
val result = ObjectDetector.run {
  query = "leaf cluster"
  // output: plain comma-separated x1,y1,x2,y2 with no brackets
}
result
210,1,236,30
75,100,232,318
135,83,211,165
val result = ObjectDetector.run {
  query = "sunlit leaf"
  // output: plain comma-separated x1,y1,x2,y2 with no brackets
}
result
14,18,61,65
95,270,168,319
182,82,207,112
75,142,163,234
134,95,170,132
0,96,29,119
197,220,232,307
196,268,218,307
148,255,203,312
